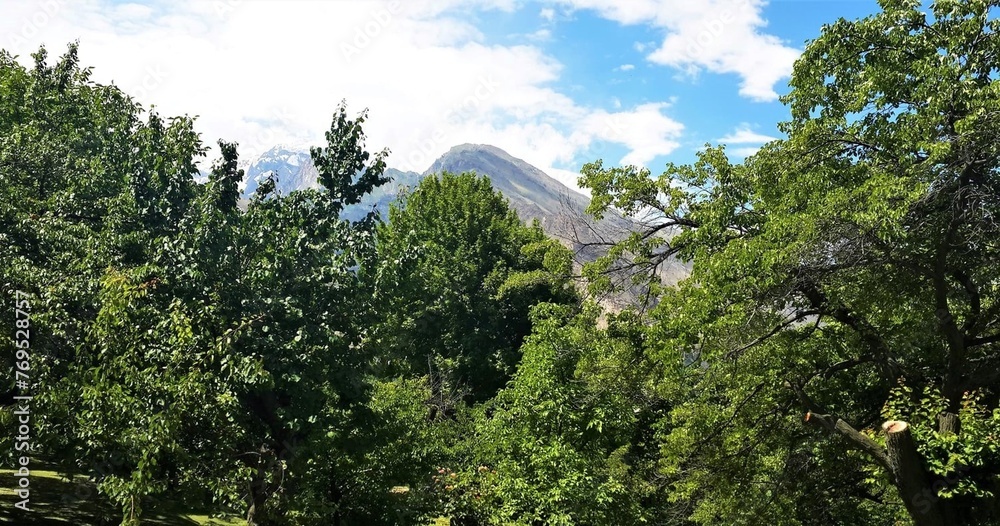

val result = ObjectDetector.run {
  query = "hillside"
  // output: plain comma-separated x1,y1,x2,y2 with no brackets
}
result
425,144,689,297
238,143,688,299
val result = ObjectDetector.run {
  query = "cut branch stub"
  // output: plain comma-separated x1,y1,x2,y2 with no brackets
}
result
882,420,946,526
884,420,908,435
937,411,960,436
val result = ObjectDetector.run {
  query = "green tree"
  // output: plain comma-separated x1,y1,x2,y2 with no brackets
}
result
439,303,671,525
0,44,422,524
0,43,206,489
580,1,1000,524
373,171,578,403
81,103,393,525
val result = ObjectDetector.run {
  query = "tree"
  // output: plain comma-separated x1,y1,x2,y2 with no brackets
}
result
0,44,414,524
82,103,393,525
0,43,207,492
373,171,578,403
438,303,672,525
580,1,1000,524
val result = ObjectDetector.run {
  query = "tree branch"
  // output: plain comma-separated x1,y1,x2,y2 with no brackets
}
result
805,411,891,472
725,310,821,360
785,379,891,471
967,332,1000,348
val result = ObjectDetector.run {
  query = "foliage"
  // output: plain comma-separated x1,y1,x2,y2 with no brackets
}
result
883,385,1000,499
373,171,578,402
579,1,1000,524
0,43,414,525
439,304,672,525
7,2,1000,523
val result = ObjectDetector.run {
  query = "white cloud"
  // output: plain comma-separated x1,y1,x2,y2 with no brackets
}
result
568,102,684,167
729,146,762,157
0,0,685,194
617,63,635,71
552,0,800,101
717,124,777,159
114,3,154,20
540,7,556,21
547,167,591,196
525,28,553,41
717,124,778,144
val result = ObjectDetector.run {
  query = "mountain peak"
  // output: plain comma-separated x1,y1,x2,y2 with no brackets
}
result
233,142,686,306
442,143,512,157
424,143,589,218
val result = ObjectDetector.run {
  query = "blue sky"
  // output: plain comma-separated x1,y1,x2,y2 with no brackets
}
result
0,0,886,192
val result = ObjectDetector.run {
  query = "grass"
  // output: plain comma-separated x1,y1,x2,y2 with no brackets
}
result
1,466,454,525
0,466,245,526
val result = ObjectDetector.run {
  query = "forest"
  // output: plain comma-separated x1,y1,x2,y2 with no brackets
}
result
1,1,999,525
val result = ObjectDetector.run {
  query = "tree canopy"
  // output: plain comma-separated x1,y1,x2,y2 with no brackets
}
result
581,1,1000,524
373,171,577,402
4,2,1000,524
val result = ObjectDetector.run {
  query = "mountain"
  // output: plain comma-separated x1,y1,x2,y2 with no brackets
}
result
240,145,316,198
340,167,422,222
425,144,584,220
237,143,688,305
424,143,626,251
240,143,630,250
238,146,421,221
425,144,689,304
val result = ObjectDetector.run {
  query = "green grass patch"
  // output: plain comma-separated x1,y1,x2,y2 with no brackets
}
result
0,466,245,526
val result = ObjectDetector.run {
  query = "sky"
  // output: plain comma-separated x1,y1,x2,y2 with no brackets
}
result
0,0,882,191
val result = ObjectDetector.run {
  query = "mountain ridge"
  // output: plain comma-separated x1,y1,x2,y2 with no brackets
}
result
238,143,594,226
236,143,688,305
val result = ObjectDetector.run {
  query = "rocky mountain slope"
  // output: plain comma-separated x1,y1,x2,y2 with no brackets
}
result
237,143,688,305
425,144,688,296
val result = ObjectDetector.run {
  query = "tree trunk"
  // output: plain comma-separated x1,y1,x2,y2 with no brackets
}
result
882,420,946,526
246,443,274,526
247,472,265,526
937,411,960,435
